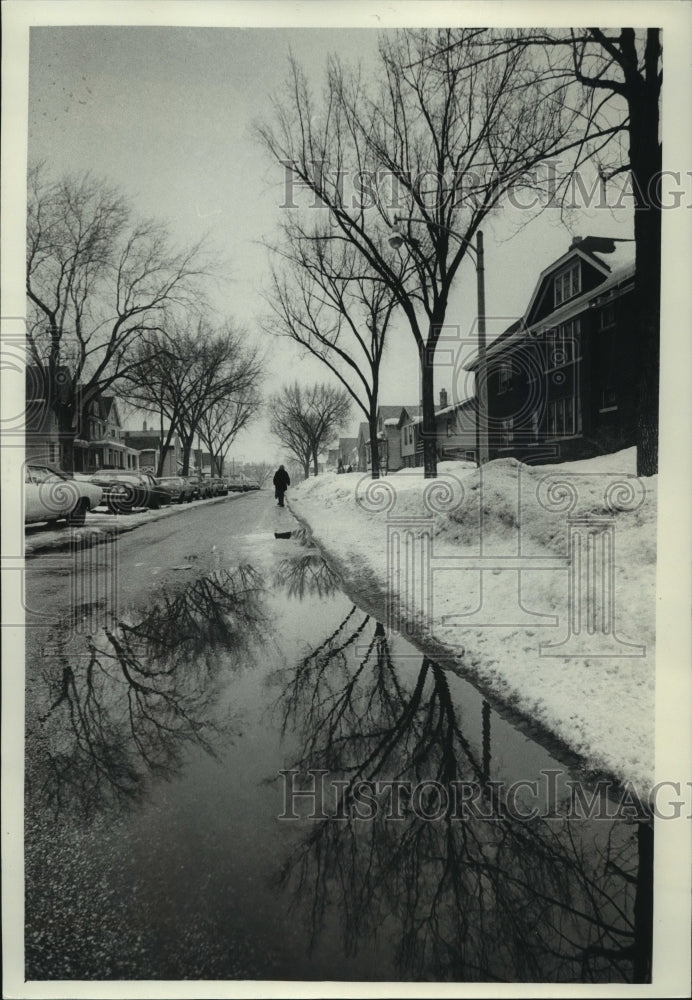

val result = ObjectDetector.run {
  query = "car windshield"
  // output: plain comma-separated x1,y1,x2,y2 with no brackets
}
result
27,466,67,484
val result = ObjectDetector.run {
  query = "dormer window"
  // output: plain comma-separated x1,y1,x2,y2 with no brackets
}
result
554,263,581,307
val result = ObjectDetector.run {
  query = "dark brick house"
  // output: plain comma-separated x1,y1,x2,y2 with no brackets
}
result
467,236,637,464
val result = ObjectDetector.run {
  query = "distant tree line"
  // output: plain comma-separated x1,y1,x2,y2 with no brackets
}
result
269,381,351,479
26,163,263,476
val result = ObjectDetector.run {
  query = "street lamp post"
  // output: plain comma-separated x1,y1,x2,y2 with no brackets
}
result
388,218,489,467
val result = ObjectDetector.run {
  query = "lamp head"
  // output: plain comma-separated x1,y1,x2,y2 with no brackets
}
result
388,227,405,250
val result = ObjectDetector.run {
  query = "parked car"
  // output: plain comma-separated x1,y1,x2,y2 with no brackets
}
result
193,476,215,499
243,477,260,491
227,474,246,493
155,475,188,504
25,463,103,526
181,476,202,502
211,476,229,496
79,469,165,513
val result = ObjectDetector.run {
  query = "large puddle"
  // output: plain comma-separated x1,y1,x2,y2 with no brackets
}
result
25,541,653,983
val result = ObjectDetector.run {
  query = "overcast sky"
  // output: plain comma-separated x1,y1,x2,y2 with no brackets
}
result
26,23,635,463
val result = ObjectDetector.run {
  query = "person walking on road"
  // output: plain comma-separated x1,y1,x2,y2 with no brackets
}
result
273,464,290,507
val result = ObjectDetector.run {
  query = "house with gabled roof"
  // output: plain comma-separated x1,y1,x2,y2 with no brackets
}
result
24,364,65,466
337,436,358,470
122,424,183,476
356,422,369,472
77,395,139,472
434,389,477,463
399,391,477,468
466,235,637,463
372,404,420,472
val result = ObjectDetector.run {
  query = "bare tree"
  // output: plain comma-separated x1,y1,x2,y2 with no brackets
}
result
267,223,408,479
242,461,274,489
417,29,661,475
198,384,262,476
269,381,351,478
120,331,184,476
122,319,263,476
258,30,597,476
500,29,662,476
176,322,263,475
26,164,214,472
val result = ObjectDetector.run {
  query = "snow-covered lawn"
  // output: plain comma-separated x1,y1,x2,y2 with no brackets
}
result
289,448,656,794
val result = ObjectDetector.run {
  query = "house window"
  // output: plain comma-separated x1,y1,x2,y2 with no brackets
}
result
599,303,616,329
498,362,512,393
546,319,580,371
554,263,581,307
501,417,513,447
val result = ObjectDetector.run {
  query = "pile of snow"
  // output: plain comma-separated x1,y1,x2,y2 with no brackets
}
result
289,448,657,792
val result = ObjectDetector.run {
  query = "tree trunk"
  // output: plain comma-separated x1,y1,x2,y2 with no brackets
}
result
420,345,437,479
626,36,661,478
157,417,178,478
312,448,319,476
632,821,654,982
303,457,310,479
59,431,76,474
181,435,194,476
630,140,661,477
369,412,380,479
57,400,77,474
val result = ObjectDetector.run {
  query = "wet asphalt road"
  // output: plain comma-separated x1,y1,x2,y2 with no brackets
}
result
24,490,286,660
22,490,652,983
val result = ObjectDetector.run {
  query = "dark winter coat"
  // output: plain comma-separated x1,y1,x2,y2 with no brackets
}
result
273,467,290,493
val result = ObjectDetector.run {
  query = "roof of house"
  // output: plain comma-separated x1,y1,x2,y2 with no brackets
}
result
401,398,474,425
434,397,476,418
377,405,404,420
338,436,358,452
100,396,117,419
121,431,179,449
466,250,635,371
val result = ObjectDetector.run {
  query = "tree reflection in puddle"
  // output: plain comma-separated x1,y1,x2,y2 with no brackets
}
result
27,564,268,822
275,614,653,984
273,550,342,600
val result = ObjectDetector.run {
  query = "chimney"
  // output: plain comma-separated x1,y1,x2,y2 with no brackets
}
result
439,388,448,409
143,420,147,432
570,235,583,249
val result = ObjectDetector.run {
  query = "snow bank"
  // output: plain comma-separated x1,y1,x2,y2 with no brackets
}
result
289,448,657,793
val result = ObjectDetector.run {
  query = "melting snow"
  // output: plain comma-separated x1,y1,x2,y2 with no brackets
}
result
289,449,656,793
